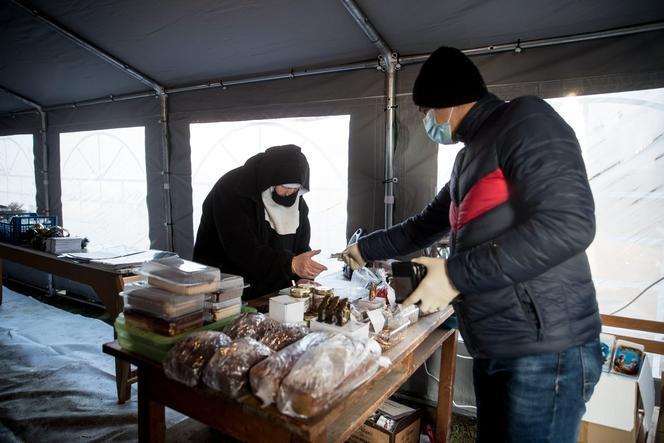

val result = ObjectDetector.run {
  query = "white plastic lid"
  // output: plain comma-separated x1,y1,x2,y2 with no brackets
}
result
139,256,221,287
219,273,244,290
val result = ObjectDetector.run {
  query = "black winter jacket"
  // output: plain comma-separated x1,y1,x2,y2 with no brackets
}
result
359,93,601,358
193,157,311,299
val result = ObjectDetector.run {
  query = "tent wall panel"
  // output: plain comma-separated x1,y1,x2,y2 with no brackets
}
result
0,29,662,256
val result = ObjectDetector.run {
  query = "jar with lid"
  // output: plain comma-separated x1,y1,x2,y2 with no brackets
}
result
312,286,334,311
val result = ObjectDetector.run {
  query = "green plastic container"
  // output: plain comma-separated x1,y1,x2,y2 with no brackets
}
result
114,306,256,362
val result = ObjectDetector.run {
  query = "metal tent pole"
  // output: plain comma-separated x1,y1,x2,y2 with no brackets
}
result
399,21,664,65
159,95,174,251
340,0,398,228
0,85,49,215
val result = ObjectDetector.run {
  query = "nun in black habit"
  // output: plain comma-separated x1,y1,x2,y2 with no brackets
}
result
193,144,327,299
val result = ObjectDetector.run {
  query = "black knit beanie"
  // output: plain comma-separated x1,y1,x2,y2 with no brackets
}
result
412,46,488,109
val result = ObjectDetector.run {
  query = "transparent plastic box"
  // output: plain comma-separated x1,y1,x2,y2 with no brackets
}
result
219,273,244,290
139,257,221,295
121,281,205,319
124,308,204,336
205,295,242,311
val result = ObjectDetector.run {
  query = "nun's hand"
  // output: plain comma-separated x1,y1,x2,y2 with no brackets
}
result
291,250,328,279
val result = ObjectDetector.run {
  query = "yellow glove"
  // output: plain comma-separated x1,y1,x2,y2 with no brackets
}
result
403,256,459,314
341,243,366,271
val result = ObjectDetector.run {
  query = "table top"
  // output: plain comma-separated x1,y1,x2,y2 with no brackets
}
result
0,242,126,275
103,305,455,441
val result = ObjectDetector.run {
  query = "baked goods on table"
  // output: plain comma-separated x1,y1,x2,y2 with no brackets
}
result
259,321,309,351
163,331,231,387
276,334,382,418
225,312,308,351
249,332,332,407
124,308,204,336
225,312,271,340
201,337,273,398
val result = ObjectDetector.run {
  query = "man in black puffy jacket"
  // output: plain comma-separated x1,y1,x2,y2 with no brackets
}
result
342,47,602,442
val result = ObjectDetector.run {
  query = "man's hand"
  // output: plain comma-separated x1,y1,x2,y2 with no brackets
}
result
291,250,328,279
403,256,459,314
341,243,366,271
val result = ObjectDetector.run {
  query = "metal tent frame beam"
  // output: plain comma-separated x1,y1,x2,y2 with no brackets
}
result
399,21,664,65
2,20,662,117
7,0,164,95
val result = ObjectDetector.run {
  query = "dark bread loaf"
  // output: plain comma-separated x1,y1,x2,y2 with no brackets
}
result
201,337,272,398
163,331,231,387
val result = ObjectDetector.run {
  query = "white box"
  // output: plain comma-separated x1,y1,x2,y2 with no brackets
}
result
309,319,370,340
579,355,654,443
269,295,305,323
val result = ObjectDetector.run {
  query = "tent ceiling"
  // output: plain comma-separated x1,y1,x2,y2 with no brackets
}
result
1,0,663,113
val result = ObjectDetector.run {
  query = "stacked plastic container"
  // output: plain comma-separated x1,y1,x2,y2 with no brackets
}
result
114,257,246,361
205,273,245,321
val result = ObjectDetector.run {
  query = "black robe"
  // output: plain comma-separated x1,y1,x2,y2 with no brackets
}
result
193,145,311,299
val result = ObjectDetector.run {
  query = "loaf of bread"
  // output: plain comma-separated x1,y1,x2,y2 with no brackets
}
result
201,337,272,398
249,332,332,407
163,331,231,387
225,313,271,340
276,334,382,418
258,322,309,351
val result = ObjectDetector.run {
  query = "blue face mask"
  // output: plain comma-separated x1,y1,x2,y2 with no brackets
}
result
423,108,455,145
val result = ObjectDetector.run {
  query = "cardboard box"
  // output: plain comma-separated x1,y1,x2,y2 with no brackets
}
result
578,356,654,443
269,295,304,323
348,400,420,443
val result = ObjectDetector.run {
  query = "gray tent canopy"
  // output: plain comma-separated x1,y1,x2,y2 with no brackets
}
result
1,0,664,257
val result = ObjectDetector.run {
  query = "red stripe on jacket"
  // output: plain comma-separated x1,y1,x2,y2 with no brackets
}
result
450,168,509,231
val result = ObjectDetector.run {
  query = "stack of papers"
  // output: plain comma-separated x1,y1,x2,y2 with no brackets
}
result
45,237,85,254
60,249,176,272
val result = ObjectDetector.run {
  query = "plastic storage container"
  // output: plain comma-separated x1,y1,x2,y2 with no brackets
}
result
206,296,242,311
139,257,221,295
0,213,58,244
124,308,204,336
114,306,256,362
121,282,205,319
220,273,244,290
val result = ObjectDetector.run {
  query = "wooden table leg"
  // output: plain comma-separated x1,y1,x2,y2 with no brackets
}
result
97,276,128,401
138,367,165,443
436,329,458,443
115,358,132,404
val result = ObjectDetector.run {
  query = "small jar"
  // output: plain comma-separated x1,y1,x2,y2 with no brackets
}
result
313,286,334,296
290,286,312,298
312,286,334,311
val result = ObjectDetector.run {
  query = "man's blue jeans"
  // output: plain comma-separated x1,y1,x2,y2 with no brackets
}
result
473,339,602,443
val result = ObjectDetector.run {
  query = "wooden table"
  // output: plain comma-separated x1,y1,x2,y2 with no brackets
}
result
103,307,458,443
0,242,133,402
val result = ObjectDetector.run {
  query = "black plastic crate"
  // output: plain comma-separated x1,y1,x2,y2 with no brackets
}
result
0,214,58,244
